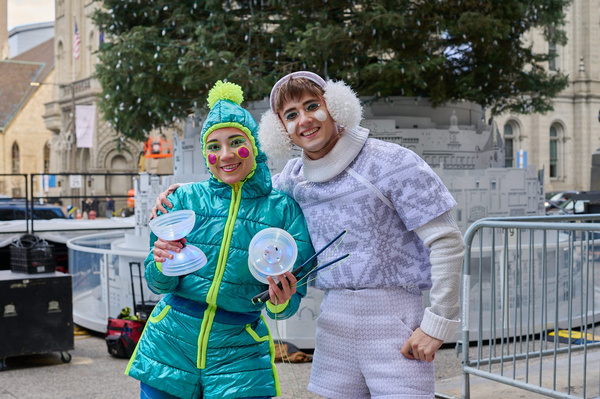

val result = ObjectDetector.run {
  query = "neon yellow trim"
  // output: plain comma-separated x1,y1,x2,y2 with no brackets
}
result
197,307,216,368
244,323,270,342
124,315,153,375
202,121,259,176
196,183,243,369
266,299,289,314
148,305,170,323
262,315,282,396
155,261,163,273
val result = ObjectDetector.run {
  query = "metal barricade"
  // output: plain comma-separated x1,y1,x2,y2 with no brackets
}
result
460,215,600,399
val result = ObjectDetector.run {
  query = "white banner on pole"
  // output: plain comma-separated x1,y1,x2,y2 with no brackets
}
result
70,175,82,189
76,105,96,148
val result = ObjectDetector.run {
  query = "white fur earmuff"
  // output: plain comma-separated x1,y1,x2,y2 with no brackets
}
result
323,80,363,132
257,110,294,161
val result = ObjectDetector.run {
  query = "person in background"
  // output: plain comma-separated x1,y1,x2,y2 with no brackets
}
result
82,197,94,219
127,80,314,399
105,196,114,219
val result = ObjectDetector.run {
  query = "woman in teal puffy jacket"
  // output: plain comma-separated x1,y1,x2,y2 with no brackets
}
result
126,81,315,399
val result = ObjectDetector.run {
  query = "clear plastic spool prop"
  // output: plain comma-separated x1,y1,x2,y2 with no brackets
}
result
148,210,207,276
248,228,298,284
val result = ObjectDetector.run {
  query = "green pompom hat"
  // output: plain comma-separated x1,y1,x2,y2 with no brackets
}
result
200,81,266,173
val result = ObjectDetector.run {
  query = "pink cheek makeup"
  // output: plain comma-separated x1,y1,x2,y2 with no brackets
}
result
208,154,218,165
237,147,250,159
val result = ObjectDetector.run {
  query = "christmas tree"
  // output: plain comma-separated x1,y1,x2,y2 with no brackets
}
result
93,0,571,141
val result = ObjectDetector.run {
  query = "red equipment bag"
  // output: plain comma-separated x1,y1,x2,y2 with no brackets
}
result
105,262,149,358
105,318,144,358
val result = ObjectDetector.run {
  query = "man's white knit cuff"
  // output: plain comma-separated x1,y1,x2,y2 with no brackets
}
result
420,308,461,342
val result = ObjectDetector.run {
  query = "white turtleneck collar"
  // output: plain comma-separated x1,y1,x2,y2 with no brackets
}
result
302,126,370,183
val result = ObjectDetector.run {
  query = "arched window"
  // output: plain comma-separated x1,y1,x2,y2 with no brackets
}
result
11,143,19,173
504,124,514,167
549,124,560,178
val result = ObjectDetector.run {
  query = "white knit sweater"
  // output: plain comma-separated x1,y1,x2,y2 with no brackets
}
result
273,126,465,342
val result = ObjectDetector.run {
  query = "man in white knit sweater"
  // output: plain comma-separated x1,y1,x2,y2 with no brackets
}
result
152,71,465,399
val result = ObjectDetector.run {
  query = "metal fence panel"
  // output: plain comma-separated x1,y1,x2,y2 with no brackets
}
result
461,215,600,399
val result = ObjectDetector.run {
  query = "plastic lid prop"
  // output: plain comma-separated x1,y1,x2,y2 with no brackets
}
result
148,210,208,276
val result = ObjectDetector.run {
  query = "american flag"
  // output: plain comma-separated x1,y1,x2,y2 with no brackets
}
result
73,21,81,60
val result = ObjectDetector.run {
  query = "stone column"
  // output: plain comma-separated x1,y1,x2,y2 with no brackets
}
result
0,0,8,60
590,147,600,190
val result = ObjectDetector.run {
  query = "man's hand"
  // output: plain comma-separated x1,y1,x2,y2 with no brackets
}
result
150,184,181,219
266,272,297,306
400,327,443,362
152,237,187,263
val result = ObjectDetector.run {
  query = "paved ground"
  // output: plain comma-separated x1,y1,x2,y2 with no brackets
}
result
0,327,597,399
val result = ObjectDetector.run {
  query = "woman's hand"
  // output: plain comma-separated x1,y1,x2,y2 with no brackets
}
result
150,184,181,219
152,237,187,263
267,272,297,306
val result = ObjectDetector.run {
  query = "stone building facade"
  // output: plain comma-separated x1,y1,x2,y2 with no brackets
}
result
42,0,145,204
494,1,600,193
0,37,54,198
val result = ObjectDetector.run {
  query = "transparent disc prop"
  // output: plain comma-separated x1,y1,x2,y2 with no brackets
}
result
148,210,207,276
248,228,298,284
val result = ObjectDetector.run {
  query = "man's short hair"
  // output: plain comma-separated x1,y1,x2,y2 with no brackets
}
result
274,77,325,113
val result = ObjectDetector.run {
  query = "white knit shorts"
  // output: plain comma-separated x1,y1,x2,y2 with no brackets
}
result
307,288,435,399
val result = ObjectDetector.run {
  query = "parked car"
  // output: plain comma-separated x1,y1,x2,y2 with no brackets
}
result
546,191,600,215
544,191,580,213
0,201,65,221
545,198,580,215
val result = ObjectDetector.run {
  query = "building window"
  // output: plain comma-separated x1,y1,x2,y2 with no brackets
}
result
57,41,64,82
548,27,558,71
86,31,94,77
504,124,514,167
549,125,559,178
549,41,557,71
44,142,50,173
11,143,19,173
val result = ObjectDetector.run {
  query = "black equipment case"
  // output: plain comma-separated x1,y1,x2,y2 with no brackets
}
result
0,270,73,370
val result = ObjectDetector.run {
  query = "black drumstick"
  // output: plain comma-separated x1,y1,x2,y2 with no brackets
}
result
293,230,347,274
251,253,350,305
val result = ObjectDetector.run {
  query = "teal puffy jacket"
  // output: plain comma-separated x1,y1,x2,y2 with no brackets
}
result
126,161,314,399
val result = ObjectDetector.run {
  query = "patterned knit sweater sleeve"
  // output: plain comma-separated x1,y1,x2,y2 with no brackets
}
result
413,211,465,342
375,145,457,231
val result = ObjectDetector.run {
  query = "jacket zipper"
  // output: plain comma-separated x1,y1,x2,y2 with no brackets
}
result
196,182,242,369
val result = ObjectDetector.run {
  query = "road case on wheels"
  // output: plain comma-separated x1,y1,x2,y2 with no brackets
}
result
0,270,73,370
